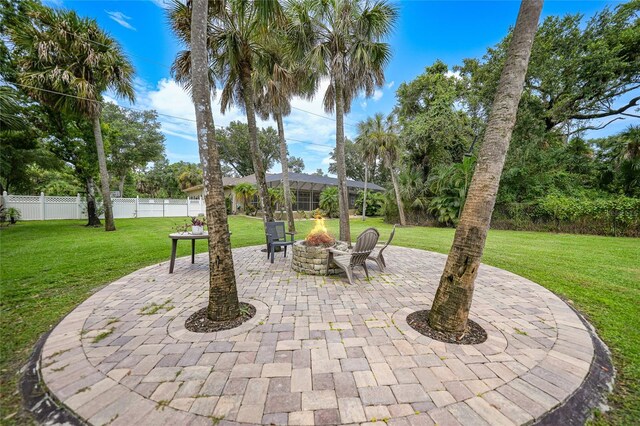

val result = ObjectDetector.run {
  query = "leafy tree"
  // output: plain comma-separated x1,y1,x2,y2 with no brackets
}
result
101,104,165,196
288,0,398,242
395,61,474,179
319,186,339,218
135,159,186,198
44,111,104,225
429,0,543,334
329,138,387,184
189,0,240,321
595,125,640,197
9,3,135,231
288,156,305,173
313,168,326,177
216,121,280,177
0,87,56,194
177,163,203,190
459,1,639,136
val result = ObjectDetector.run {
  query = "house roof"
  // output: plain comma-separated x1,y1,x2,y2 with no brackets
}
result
265,172,385,191
183,172,384,194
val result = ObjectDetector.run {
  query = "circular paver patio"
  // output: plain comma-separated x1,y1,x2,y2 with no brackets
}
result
39,245,596,425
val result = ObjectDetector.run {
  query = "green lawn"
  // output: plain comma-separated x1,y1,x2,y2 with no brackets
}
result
1,217,638,424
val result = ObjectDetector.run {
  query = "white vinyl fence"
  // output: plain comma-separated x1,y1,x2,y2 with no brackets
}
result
2,192,205,221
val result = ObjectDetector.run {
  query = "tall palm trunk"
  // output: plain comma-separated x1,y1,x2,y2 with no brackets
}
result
362,163,368,221
388,161,406,225
92,115,116,231
334,80,351,244
85,176,101,226
240,66,274,223
276,112,295,233
191,0,240,321
429,0,543,333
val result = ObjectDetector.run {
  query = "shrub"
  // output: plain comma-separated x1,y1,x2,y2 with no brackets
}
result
355,190,384,216
319,187,339,218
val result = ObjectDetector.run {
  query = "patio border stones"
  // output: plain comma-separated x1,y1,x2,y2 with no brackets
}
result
32,245,612,425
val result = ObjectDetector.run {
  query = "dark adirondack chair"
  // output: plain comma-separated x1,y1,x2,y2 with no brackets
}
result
368,224,396,271
265,221,295,263
328,228,380,285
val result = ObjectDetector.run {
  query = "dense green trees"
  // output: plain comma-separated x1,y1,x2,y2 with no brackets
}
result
101,104,165,196
375,0,640,236
216,121,280,177
9,3,135,231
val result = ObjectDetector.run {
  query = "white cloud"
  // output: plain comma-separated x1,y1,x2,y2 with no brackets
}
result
386,81,395,89
445,70,462,80
372,89,383,102
149,0,172,8
105,11,136,31
360,101,368,109
108,75,363,172
43,0,63,7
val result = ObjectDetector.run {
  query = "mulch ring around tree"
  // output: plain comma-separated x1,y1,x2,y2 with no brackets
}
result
407,309,488,345
185,302,256,333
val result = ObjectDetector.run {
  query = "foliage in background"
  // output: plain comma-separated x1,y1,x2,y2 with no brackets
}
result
101,103,165,196
216,121,281,177
427,156,476,226
354,190,384,217
319,186,339,218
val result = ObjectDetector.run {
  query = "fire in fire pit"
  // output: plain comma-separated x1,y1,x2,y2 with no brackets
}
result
292,216,346,275
305,216,335,247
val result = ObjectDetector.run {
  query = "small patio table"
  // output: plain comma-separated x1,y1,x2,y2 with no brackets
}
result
168,232,209,273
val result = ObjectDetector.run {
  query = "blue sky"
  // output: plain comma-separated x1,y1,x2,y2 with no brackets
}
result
44,0,637,174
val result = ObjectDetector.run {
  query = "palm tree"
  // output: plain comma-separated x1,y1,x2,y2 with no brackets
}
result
254,38,315,234
363,113,406,225
189,0,240,321
428,0,543,334
169,0,280,224
234,182,257,214
355,117,380,221
288,0,398,243
10,4,134,231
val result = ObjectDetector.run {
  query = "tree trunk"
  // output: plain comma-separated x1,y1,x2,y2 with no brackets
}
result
276,112,295,233
92,115,116,231
429,0,543,334
85,177,101,226
389,162,406,226
240,66,274,223
334,80,351,244
362,163,368,221
118,173,126,197
191,0,240,322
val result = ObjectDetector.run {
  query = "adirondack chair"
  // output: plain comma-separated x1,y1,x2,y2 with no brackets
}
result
265,221,295,263
328,228,380,285
368,224,396,271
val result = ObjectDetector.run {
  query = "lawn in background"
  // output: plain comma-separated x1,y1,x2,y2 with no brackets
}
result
1,216,638,424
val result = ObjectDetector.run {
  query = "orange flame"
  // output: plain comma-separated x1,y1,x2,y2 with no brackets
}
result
305,216,335,246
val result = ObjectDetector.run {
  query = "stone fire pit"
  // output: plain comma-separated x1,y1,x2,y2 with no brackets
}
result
291,240,349,275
